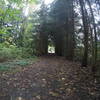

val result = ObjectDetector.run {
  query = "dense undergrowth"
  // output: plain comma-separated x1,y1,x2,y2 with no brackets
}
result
0,43,36,60
0,43,37,72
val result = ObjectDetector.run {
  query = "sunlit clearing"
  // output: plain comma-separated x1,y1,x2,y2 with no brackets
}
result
48,46,55,54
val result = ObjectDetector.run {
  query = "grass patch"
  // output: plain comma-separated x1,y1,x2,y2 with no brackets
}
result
0,57,38,72
0,65,11,71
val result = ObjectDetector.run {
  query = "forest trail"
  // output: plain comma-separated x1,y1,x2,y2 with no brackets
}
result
0,56,100,100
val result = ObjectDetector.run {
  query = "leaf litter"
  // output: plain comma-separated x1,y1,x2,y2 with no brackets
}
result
0,56,100,100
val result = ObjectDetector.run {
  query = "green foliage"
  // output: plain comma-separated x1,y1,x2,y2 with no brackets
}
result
0,44,21,60
0,0,38,62
0,43,37,62
0,57,37,71
97,41,100,61
0,65,11,71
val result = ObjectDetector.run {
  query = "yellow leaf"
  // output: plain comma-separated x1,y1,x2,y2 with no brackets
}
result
49,91,59,97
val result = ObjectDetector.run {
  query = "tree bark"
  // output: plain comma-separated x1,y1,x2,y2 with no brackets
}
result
79,0,89,67
65,0,75,60
86,0,98,72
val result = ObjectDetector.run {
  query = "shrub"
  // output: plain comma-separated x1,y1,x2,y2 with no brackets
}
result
0,46,21,62
0,43,34,62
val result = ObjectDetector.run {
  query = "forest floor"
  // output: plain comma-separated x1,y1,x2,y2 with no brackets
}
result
0,56,100,100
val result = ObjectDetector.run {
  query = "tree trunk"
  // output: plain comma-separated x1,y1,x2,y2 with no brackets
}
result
86,0,98,72
55,32,63,56
38,31,48,55
79,0,89,67
65,0,75,60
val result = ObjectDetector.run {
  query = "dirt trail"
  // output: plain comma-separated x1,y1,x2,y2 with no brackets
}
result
0,56,100,100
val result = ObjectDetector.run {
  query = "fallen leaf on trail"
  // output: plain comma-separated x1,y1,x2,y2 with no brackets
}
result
36,95,41,99
49,91,60,97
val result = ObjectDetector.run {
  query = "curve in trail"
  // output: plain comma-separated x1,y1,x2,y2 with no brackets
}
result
0,56,99,100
